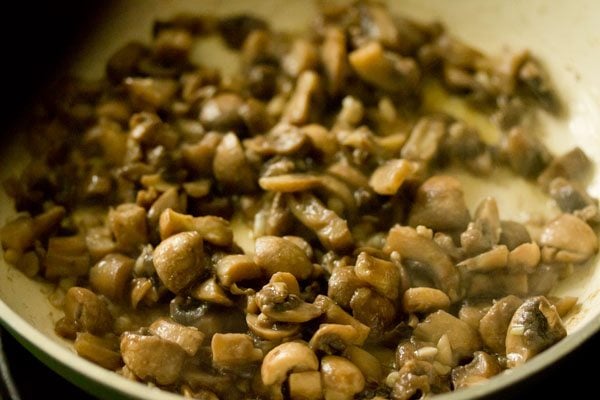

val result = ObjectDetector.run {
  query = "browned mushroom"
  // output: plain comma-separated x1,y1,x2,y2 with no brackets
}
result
120,332,187,385
505,296,566,368
149,317,205,356
153,231,205,293
478,295,523,354
410,176,471,233
320,355,365,400
413,310,482,366
211,333,263,369
89,253,135,301
254,235,313,280
539,213,598,264
385,225,460,301
451,351,502,389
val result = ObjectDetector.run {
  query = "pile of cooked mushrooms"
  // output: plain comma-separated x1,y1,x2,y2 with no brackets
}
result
1,1,598,399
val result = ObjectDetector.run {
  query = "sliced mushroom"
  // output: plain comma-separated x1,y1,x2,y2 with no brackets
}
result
211,333,263,369
216,254,262,286
309,324,363,354
288,371,323,400
539,213,598,264
354,251,401,300
321,27,348,95
385,225,460,301
60,287,113,337
457,245,509,272
343,345,383,384
349,41,419,93
283,70,322,125
313,295,371,345
408,175,471,233
549,177,597,213
149,317,205,356
401,117,447,164
413,310,482,366
44,235,90,279
190,277,234,307
505,296,567,368
451,351,502,389
254,235,313,280
256,282,322,323
213,132,256,193
153,231,205,293
200,93,245,132
499,220,532,250
500,126,551,178
108,203,148,253
89,253,134,301
507,242,541,274
402,287,451,314
320,355,365,400
478,295,523,354
120,332,187,386
261,341,319,386
283,38,318,77
349,287,396,336
368,159,417,196
159,208,233,246
246,313,301,341
74,332,122,371
287,193,353,251
538,147,592,189
327,266,366,309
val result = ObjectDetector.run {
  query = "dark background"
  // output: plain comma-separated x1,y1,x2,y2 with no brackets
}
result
0,1,598,399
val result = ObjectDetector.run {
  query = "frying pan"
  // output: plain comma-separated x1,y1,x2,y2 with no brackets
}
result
1,1,599,399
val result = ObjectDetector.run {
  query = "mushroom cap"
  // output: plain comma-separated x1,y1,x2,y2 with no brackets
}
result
261,341,319,386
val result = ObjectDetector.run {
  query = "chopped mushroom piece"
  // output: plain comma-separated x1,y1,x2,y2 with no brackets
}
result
159,208,233,246
413,310,482,366
60,287,113,337
402,287,451,314
369,159,417,195
283,70,322,125
320,355,365,400
261,341,319,387
321,27,348,95
354,251,402,300
216,254,262,286
539,213,598,264
478,295,523,354
287,193,353,251
505,296,566,368
451,351,502,389
44,236,90,279
407,176,471,233
211,333,263,368
152,231,205,293
289,371,323,400
120,332,187,385
538,147,592,189
89,253,134,301
246,313,301,341
385,225,460,301
213,132,257,193
507,242,541,274
314,295,371,345
108,203,148,253
401,117,447,164
254,235,313,280
349,41,419,93
149,317,205,356
309,324,363,354
74,332,122,371
457,245,509,272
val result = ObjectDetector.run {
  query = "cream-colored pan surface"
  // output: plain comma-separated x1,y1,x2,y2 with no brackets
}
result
1,1,599,399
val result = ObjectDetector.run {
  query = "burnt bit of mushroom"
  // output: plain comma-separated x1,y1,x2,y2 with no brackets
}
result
0,1,596,399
